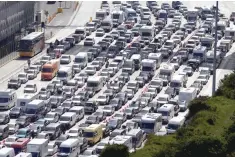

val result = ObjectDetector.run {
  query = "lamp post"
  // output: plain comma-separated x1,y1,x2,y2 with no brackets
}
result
212,1,218,96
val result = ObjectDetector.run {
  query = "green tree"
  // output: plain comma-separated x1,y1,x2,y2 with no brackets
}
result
188,96,210,117
100,144,129,157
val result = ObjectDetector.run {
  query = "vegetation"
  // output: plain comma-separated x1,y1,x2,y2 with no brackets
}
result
101,72,235,157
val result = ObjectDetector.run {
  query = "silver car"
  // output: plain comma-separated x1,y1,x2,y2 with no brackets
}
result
84,37,95,46
60,55,71,64
26,69,37,80
85,65,96,75
18,73,28,84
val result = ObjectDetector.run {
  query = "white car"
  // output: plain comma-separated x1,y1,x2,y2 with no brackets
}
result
96,28,105,37
171,35,181,45
4,136,18,147
18,73,28,84
60,55,71,64
74,76,85,87
196,75,209,85
29,65,40,74
24,83,37,94
103,105,115,116
26,69,37,80
48,142,58,156
84,37,95,46
44,112,59,123
40,55,51,64
85,65,96,75
67,128,82,138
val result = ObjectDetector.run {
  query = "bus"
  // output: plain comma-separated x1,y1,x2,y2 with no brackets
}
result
18,32,45,57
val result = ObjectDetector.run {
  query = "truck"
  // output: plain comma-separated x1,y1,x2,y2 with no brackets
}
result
140,113,162,134
111,10,125,27
201,50,222,74
186,9,198,22
109,135,133,151
41,59,60,81
122,59,135,75
148,53,163,69
188,46,207,69
158,63,175,86
178,87,197,111
16,94,38,111
141,59,157,78
200,36,214,50
139,26,155,44
27,139,48,157
0,89,17,110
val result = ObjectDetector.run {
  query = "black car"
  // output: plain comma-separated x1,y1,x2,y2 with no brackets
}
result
107,118,122,131
120,72,130,83
88,48,100,58
109,98,122,111
115,92,128,105
97,41,109,50
9,107,23,118
16,116,31,128
84,101,98,114
135,76,146,88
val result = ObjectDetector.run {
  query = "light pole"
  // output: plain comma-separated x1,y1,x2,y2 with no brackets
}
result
212,1,218,96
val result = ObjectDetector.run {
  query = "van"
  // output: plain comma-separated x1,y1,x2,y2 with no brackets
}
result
74,27,86,40
74,52,88,69
157,104,175,124
130,54,141,70
101,18,113,32
166,116,185,134
87,76,105,93
148,53,162,69
83,124,103,145
25,99,45,121
57,66,73,84
58,139,80,157
0,89,17,110
16,94,37,111
69,106,85,121
44,123,62,140
0,148,15,157
59,112,77,128
170,75,186,94
0,125,9,140
126,129,145,148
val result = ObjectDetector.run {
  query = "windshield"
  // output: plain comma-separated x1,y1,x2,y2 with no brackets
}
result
128,12,137,17
19,40,32,51
57,71,67,77
45,114,54,118
60,116,71,121
142,32,151,36
170,82,181,88
150,81,161,86
17,130,26,135
59,147,71,153
42,68,52,73
112,13,120,19
142,66,153,72
0,98,9,103
128,83,136,87
141,122,155,129
87,82,99,87
83,131,95,138
159,13,167,18
11,108,20,112
158,111,169,116
18,74,26,78
96,13,105,18
108,120,117,126
193,52,204,58
75,30,84,34
25,108,37,114
158,97,167,101
167,124,179,130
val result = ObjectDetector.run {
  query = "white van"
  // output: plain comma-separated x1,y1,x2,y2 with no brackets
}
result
57,139,80,157
170,75,186,94
0,148,15,157
59,112,77,127
87,76,105,93
74,52,88,69
69,106,85,121
0,89,17,110
167,116,185,134
157,104,175,124
148,53,163,69
57,66,73,84
16,94,37,111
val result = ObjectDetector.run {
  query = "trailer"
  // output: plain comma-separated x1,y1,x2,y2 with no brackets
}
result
27,139,48,157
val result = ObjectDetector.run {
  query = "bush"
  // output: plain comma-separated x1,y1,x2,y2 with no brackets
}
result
227,133,235,153
100,144,129,157
217,72,235,99
175,136,227,157
188,96,210,117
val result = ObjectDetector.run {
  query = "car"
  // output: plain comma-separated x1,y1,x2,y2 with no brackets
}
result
55,134,70,146
18,73,28,84
91,61,102,71
0,114,10,125
77,91,89,101
67,79,79,91
78,72,89,82
74,76,86,88
124,108,135,119
60,55,71,64
16,116,31,128
99,71,110,82
97,95,110,105
84,37,95,46
16,128,32,138
8,122,20,135
86,22,97,32
24,83,37,94
37,132,50,141
92,110,106,122
82,148,97,156
103,89,116,99
124,89,135,100
33,119,50,131
110,30,120,39
26,69,37,80
107,118,122,131
109,98,122,111
85,115,100,125
40,55,51,65
135,76,145,88
146,88,158,98
141,92,154,103
8,77,21,89
67,128,83,138
115,92,128,105
46,83,57,95
30,124,42,137
4,136,19,147
92,19,101,28
149,79,163,93
183,66,194,76
44,112,60,123
108,81,122,93
190,82,203,94
9,107,23,118
103,105,115,116
85,65,96,75
63,86,75,98
61,100,74,111
96,28,105,37
96,140,110,154
48,142,58,156
196,75,210,85
109,128,126,140
113,112,127,123
129,100,142,114
97,41,109,50
127,81,139,93
120,72,130,83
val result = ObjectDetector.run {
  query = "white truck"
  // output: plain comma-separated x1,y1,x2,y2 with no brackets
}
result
141,59,156,78
157,104,175,124
188,46,207,68
16,94,38,111
178,88,197,111
57,66,73,84
140,113,162,134
139,26,155,44
186,9,198,22
158,64,175,86
87,76,105,93
111,10,125,26
166,116,186,134
148,53,163,69
74,52,88,69
27,139,48,157
96,9,107,21
0,89,17,110
109,135,133,151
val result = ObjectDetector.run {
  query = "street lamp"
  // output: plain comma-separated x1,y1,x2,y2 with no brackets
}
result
212,1,218,96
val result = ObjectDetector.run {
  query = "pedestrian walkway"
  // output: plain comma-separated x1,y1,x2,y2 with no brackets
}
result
0,1,80,68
